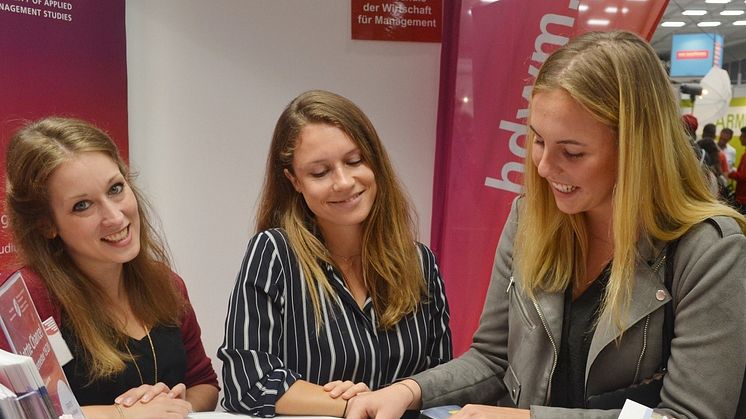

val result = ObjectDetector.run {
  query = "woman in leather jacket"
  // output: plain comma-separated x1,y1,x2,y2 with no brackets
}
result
345,31,746,419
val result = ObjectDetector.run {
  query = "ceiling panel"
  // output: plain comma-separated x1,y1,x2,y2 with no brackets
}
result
651,0,746,67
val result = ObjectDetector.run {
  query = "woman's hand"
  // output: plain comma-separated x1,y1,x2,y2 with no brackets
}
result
115,382,187,407
346,381,418,419
450,405,530,419
117,393,193,418
323,380,371,400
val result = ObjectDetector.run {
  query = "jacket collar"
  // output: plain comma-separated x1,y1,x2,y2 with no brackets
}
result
586,236,669,372
530,235,671,377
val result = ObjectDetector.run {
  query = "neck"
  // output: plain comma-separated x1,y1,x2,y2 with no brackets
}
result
583,209,614,262
319,224,363,260
79,263,126,302
584,204,613,243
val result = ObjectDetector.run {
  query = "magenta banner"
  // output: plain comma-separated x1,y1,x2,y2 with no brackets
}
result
433,0,669,354
0,0,128,271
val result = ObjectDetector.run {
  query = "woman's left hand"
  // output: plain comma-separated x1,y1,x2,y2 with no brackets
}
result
322,380,371,399
115,382,187,406
450,405,530,419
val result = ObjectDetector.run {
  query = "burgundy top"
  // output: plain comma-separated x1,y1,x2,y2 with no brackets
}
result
0,267,218,404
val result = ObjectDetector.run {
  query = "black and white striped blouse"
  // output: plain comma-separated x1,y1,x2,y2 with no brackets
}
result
218,228,452,417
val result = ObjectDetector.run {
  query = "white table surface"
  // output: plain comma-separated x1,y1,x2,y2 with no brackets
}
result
188,413,336,419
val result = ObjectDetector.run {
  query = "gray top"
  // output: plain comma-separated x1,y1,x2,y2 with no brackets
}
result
412,197,746,419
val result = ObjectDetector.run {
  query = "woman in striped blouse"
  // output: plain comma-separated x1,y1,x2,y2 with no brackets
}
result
218,90,452,417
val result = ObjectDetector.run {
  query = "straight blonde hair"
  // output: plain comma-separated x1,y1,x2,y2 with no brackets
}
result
516,31,746,329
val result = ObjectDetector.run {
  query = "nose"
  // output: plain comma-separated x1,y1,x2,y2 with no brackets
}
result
535,146,558,179
331,166,355,192
99,199,125,227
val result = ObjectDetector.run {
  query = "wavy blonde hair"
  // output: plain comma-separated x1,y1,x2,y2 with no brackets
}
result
5,117,184,380
256,90,425,329
516,31,746,329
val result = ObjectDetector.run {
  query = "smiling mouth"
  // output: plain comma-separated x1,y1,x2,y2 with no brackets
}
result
550,181,578,193
330,191,364,204
102,225,129,242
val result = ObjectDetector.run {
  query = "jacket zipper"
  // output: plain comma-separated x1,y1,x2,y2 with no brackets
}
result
533,299,558,405
507,276,535,328
633,314,651,383
631,252,665,385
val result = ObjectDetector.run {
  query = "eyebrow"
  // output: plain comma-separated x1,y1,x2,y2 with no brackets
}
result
529,125,586,146
64,173,122,201
301,149,362,166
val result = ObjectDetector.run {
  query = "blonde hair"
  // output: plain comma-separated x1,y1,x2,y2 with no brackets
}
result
256,90,425,329
516,31,746,329
5,117,184,380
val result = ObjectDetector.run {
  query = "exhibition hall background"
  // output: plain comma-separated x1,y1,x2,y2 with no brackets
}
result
3,0,746,395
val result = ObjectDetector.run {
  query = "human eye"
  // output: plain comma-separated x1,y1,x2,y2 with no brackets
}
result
310,169,329,178
109,182,125,195
533,137,545,146
72,200,92,212
563,149,584,159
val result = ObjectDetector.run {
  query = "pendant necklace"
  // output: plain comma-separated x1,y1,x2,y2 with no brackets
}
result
124,325,158,384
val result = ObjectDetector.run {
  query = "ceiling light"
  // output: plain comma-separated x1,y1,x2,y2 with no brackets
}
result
720,10,745,15
682,10,707,15
661,21,686,27
605,6,618,13
578,4,589,12
698,21,722,26
734,20,746,25
587,19,610,26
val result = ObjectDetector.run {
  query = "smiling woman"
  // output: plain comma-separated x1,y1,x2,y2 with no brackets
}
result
46,152,142,279
2,117,219,419
218,90,452,417
346,30,746,419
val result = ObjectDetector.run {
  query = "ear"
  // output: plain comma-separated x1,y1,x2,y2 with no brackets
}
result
284,168,302,193
42,222,57,240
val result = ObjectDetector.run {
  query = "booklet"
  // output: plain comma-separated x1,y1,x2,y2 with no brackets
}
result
0,349,58,418
0,271,84,418
420,405,461,419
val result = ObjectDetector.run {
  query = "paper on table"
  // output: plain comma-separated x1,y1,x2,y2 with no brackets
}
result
188,413,338,419
618,399,653,419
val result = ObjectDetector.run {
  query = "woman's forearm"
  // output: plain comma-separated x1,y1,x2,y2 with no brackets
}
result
276,380,347,417
186,383,219,412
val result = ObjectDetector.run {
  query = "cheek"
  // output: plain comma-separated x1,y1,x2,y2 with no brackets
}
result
299,183,326,205
530,144,543,168
124,191,140,214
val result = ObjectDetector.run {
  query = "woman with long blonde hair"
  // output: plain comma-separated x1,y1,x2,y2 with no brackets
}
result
347,31,746,419
2,117,219,418
218,90,452,417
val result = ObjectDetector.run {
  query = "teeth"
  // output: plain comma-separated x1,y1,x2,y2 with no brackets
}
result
551,182,577,193
103,226,128,242
335,191,362,203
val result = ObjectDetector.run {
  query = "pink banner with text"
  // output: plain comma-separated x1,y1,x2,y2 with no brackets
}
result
0,0,128,272
433,0,668,354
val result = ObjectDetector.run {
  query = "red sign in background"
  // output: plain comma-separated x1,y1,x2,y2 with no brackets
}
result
0,0,128,273
677,50,710,60
352,0,442,42
432,0,669,354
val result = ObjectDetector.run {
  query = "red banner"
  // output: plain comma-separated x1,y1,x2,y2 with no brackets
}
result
351,0,442,42
433,0,669,354
0,0,128,272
